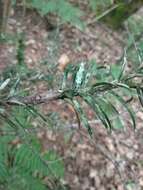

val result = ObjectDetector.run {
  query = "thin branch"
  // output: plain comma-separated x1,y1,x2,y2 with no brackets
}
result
4,80,142,106
6,91,62,105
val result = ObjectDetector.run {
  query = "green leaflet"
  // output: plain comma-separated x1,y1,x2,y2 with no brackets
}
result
118,48,127,81
75,62,85,89
62,62,86,90
81,95,112,130
9,77,20,97
97,97,124,129
115,82,130,90
94,101,112,130
109,91,136,129
110,51,127,81
89,81,131,98
0,78,10,91
111,48,128,82
90,82,115,94
72,99,92,136
136,87,143,107
83,59,97,86
110,64,122,81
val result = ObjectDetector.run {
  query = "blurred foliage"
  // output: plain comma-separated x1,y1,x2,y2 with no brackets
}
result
1,0,143,34
89,0,113,12
0,132,65,190
25,0,85,30
89,0,143,28
0,96,66,189
0,33,66,190
124,14,143,70
24,0,143,29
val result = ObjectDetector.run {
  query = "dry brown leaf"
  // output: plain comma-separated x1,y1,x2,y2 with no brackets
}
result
58,53,70,71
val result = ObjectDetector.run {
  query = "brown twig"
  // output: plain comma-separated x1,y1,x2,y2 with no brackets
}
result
6,91,62,105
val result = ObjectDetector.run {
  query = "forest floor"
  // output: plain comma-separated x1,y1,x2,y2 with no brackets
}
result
0,3,143,190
